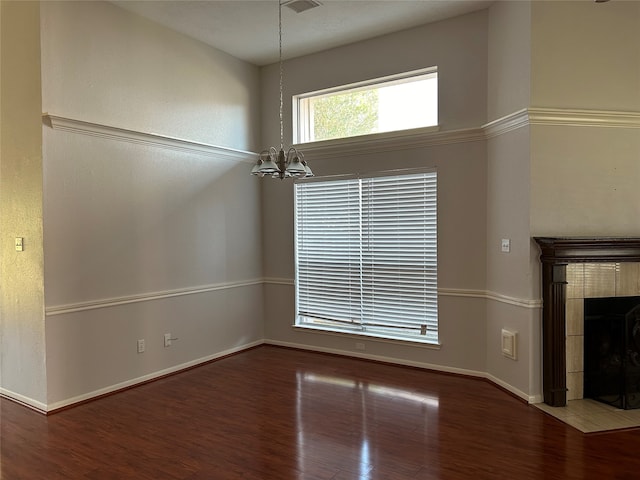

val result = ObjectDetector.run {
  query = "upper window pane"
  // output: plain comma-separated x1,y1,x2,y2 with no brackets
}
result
295,68,437,143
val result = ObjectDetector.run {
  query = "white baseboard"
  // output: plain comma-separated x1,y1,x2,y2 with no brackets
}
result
0,388,48,414
3,339,539,414
265,339,537,404
44,340,264,413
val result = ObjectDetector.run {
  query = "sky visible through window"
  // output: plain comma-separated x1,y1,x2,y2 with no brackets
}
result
378,77,437,132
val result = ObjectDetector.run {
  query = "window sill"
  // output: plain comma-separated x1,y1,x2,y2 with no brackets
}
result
292,324,441,350
295,125,440,150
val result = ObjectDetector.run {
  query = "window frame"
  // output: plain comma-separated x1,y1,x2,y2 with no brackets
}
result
293,67,438,144
293,168,439,345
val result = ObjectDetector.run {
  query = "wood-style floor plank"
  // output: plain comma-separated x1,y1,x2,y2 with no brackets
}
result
2,345,640,479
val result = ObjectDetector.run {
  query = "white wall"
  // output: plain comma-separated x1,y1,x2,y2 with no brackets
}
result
485,1,538,399
40,1,264,408
0,1,47,408
262,11,493,383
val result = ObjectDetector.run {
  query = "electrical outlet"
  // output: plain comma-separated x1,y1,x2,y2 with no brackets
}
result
501,238,511,253
355,342,365,351
137,339,145,353
164,333,171,347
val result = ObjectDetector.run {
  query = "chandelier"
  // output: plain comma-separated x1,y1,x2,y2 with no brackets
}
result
251,1,313,180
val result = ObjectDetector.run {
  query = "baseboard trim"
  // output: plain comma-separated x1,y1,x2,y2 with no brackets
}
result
44,340,264,413
3,340,539,414
264,339,535,403
0,389,48,414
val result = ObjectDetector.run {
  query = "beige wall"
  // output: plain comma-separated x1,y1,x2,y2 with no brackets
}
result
487,0,531,121
531,0,640,111
39,1,264,408
41,1,260,151
261,9,489,152
0,1,47,406
261,11,492,381
530,0,640,236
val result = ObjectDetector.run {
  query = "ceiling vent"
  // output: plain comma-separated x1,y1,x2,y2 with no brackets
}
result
283,0,322,14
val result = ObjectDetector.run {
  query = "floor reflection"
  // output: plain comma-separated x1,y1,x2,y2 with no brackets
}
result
295,370,440,476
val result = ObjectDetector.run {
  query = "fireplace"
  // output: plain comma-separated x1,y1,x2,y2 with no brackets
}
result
584,296,640,409
534,237,640,407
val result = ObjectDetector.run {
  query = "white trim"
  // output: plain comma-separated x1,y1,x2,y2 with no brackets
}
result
528,393,544,404
438,288,542,309
46,279,263,316
486,290,542,309
267,339,479,375
265,339,535,403
263,279,542,310
482,108,530,138
45,340,264,412
292,324,442,349
484,372,540,404
263,277,295,286
527,107,640,129
42,109,640,168
42,113,256,163
0,388,48,414
297,107,640,159
296,126,485,160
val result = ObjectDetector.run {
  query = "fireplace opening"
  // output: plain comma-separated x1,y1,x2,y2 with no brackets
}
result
584,296,640,409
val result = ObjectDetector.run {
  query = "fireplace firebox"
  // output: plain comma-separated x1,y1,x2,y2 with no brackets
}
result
584,296,640,409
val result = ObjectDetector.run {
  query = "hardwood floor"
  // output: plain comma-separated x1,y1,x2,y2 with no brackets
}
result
2,345,640,479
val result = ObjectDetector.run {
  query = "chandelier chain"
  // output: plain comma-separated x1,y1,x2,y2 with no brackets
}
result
279,0,284,150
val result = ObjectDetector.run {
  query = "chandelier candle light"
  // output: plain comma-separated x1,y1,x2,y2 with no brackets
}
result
251,1,314,180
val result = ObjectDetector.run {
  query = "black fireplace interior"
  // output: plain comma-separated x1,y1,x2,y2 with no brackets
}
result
584,296,640,409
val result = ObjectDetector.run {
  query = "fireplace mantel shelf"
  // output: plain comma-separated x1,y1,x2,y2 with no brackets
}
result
535,237,640,263
534,237,640,407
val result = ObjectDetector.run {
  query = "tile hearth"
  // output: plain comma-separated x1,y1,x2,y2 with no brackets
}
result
537,260,640,433
535,398,640,433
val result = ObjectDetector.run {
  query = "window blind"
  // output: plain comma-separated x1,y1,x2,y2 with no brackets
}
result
295,170,438,343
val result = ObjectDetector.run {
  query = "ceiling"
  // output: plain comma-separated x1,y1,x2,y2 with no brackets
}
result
111,0,494,66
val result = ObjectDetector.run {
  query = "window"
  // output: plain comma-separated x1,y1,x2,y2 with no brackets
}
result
294,68,438,144
294,170,438,344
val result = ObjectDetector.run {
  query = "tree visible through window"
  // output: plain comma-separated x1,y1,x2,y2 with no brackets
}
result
312,89,379,140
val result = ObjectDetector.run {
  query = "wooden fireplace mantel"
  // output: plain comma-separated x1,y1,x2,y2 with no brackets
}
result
534,237,640,407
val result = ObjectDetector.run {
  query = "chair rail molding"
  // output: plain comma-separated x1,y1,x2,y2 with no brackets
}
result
42,113,256,163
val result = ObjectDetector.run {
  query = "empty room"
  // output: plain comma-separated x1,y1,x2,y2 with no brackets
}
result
2,0,640,477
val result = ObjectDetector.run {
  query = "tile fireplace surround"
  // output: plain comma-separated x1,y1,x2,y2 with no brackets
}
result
534,237,640,407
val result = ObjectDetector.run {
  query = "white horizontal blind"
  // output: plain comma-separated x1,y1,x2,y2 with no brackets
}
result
295,178,363,328
361,173,438,341
295,170,438,343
